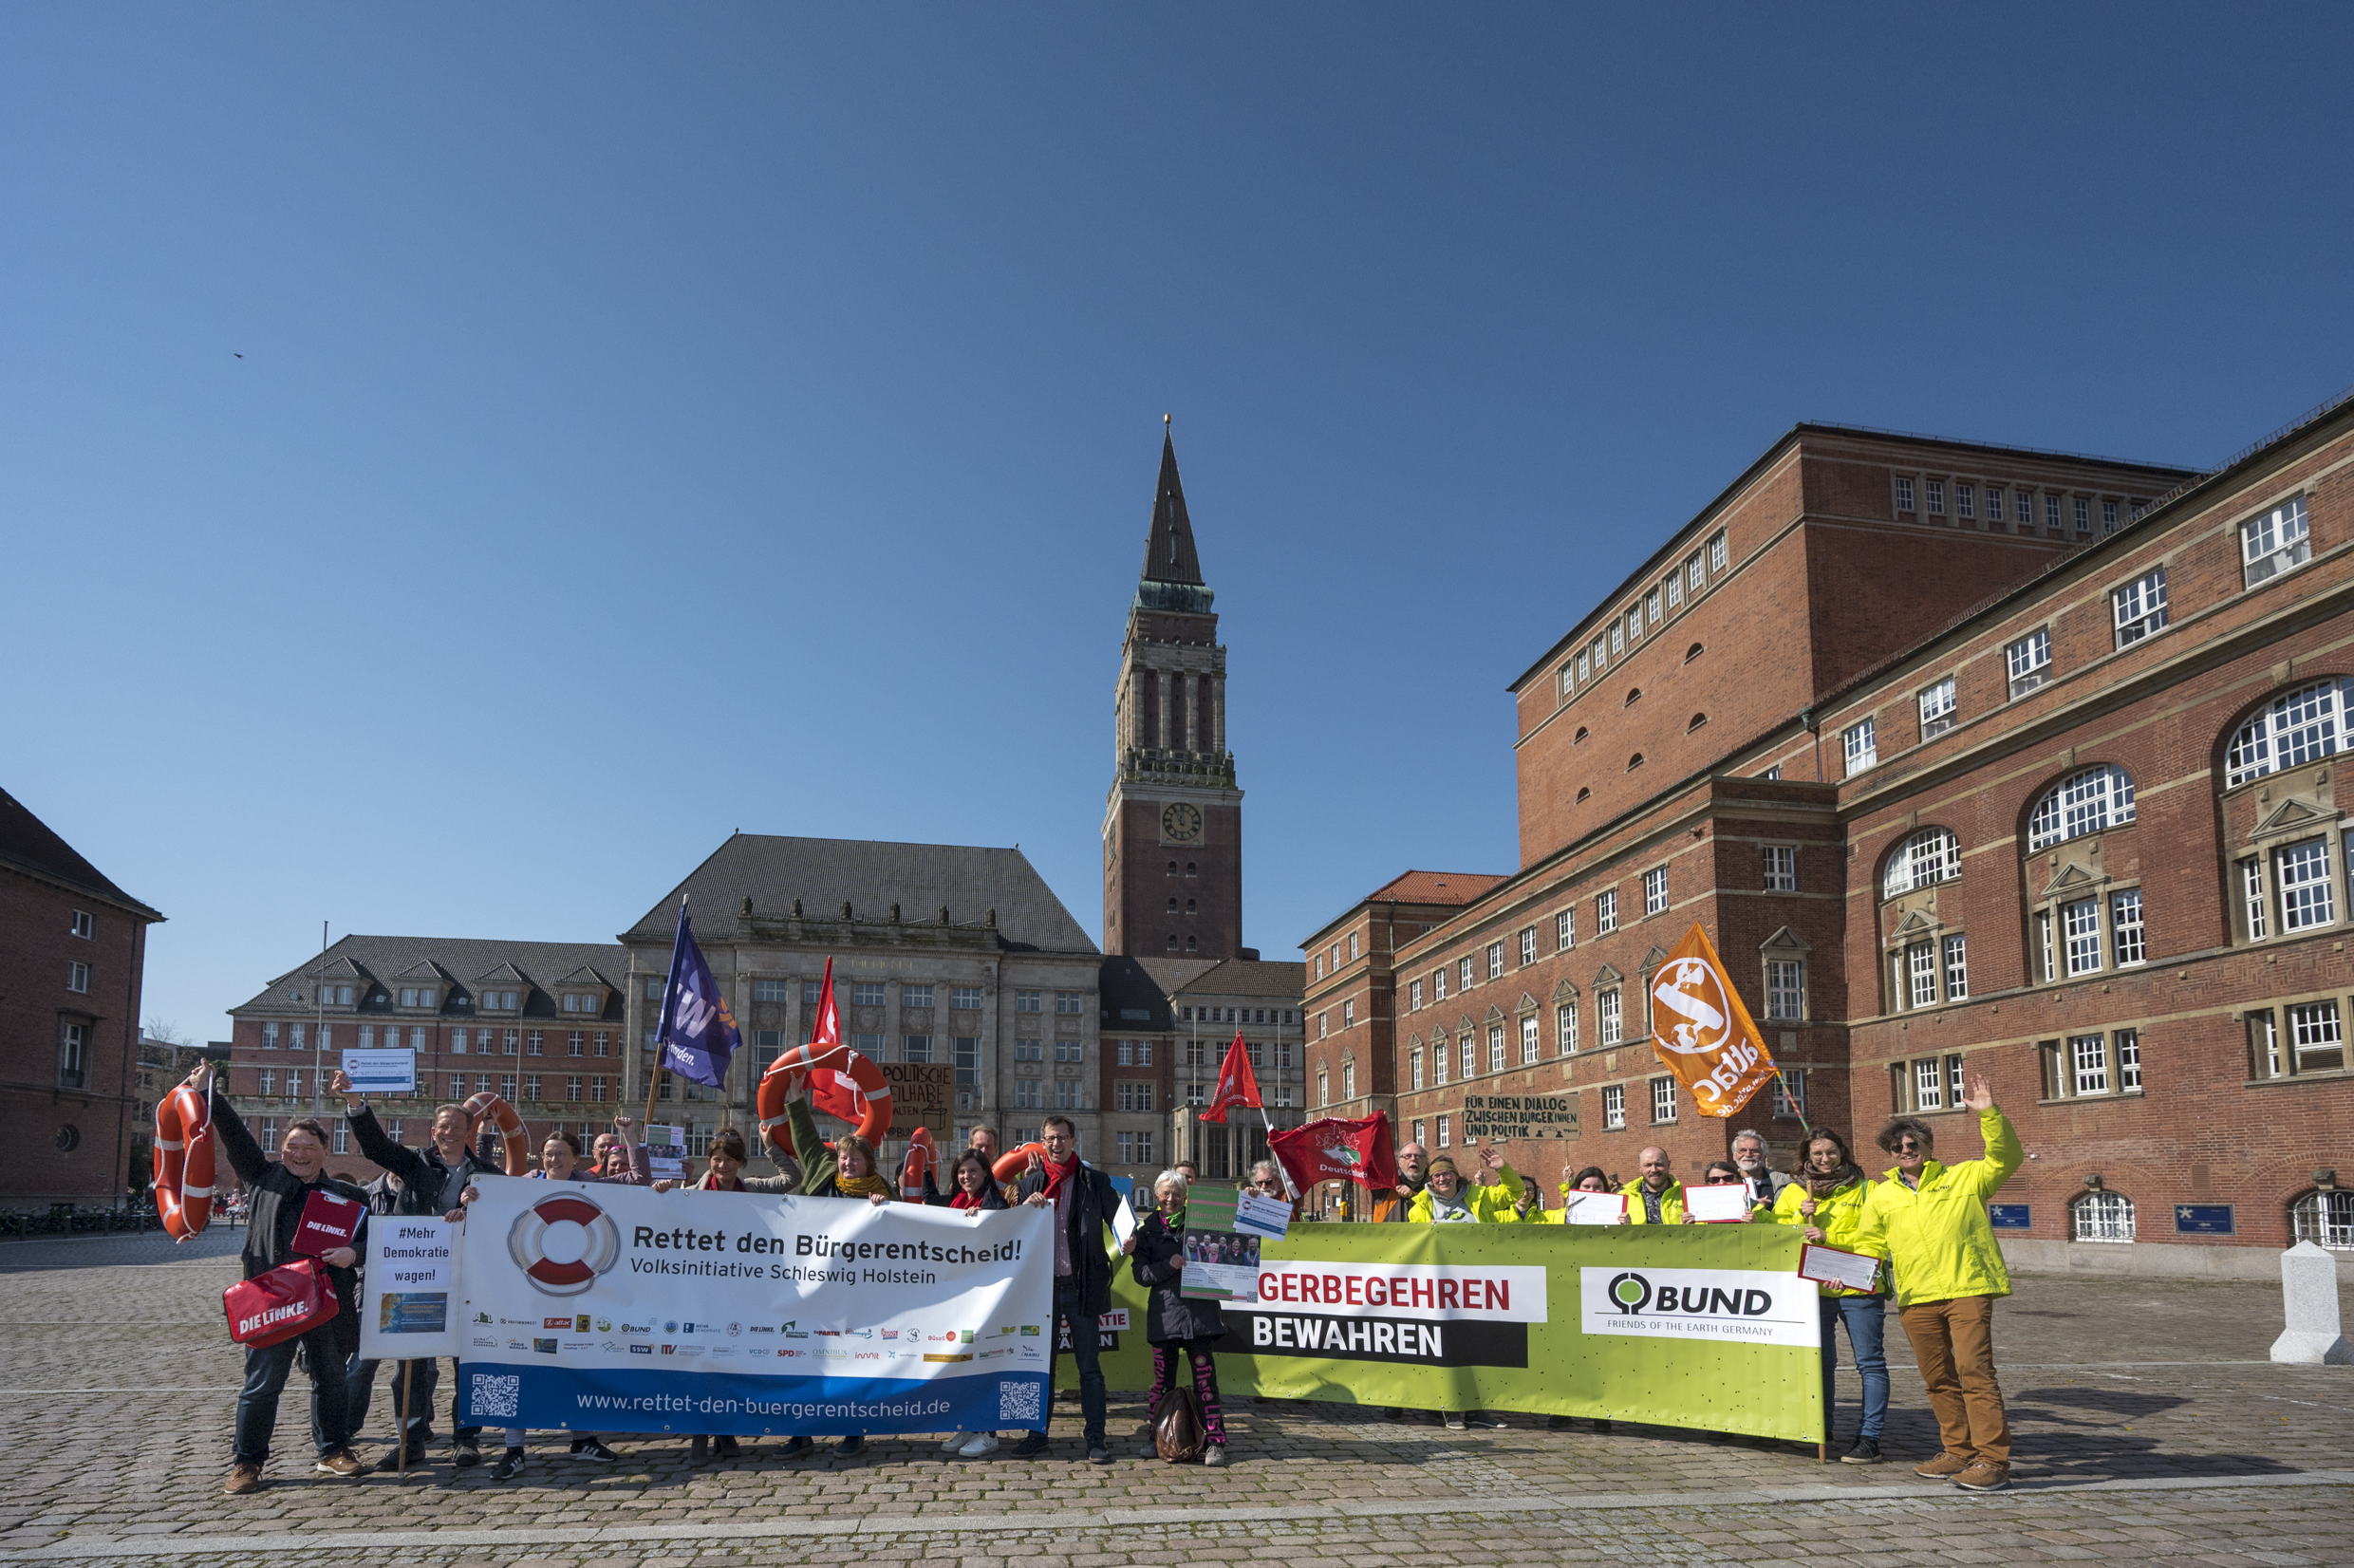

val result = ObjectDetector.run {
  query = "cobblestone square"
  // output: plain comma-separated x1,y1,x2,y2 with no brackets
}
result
1,1230,2346,1566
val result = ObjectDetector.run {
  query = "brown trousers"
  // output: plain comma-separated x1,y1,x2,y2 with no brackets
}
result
1898,1294,2010,1465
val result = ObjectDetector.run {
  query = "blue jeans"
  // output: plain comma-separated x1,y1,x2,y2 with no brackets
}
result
1820,1294,1889,1441
1039,1277,1107,1447
234,1325,351,1465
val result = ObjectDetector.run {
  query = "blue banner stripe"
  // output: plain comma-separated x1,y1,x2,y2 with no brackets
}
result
462,1361,1049,1437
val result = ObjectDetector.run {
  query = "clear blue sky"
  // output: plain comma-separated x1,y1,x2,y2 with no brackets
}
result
6,6,2350,1042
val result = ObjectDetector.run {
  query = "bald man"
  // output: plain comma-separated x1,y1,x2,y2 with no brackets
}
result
1618,1146,1686,1224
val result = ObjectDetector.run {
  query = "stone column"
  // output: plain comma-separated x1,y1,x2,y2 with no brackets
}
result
2271,1241,2352,1363
1183,671,1200,756
1212,676,1226,756
1156,669,1172,751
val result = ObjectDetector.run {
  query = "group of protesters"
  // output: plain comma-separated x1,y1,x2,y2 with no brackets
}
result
186,1054,2025,1499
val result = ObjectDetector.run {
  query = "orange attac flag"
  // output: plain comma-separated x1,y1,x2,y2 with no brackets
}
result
1648,923,1779,1119
1199,1030,1261,1124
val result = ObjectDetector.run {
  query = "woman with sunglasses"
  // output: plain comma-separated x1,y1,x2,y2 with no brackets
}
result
1772,1128,1888,1464
1853,1072,2023,1493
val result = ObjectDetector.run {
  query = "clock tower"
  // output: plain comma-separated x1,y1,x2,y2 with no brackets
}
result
1103,426,1250,961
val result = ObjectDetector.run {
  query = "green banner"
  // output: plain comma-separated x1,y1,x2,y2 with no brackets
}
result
1060,1223,1822,1441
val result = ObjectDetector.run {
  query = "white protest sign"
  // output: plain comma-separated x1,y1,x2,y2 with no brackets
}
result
1798,1243,1882,1294
359,1216,459,1359
342,1048,418,1095
1683,1184,1753,1224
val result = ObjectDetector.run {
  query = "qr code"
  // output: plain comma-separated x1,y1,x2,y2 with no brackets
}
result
998,1380,1041,1426
471,1373,520,1420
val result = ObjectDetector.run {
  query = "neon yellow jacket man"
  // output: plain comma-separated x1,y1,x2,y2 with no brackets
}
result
1851,1107,2023,1308
1618,1176,1685,1224
1772,1175,1884,1296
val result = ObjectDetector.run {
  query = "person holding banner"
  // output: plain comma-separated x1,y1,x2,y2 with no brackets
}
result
1696,1160,1762,1221
187,1063,372,1496
1012,1113,1122,1463
335,1067,508,1467
1124,1169,1230,1465
1772,1127,1889,1465
1407,1148,1522,1223
1854,1073,2023,1492
1619,1146,1686,1224
1732,1129,1796,1207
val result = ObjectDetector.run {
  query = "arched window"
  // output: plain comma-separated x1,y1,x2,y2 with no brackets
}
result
1185,934,1197,952
2071,1190,2135,1242
1687,712,1708,733
1573,726,1589,744
1627,753,1645,772
1186,862,1198,878
2291,1189,2354,1250
2226,678,2354,787
1685,643,1705,663
1624,687,1643,707
1576,787,1591,803
1166,861,1177,876
1166,935,1178,952
1185,899,1196,914
1166,897,1179,914
1882,828,1962,899
2028,765,2137,850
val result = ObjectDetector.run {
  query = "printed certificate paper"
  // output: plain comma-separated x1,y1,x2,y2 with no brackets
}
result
1683,1184,1754,1224
1798,1243,1883,1294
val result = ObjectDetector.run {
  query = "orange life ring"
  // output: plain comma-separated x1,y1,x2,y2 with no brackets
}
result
992,1141,1045,1185
153,1084,215,1241
462,1092,532,1176
899,1127,936,1200
757,1043,891,1162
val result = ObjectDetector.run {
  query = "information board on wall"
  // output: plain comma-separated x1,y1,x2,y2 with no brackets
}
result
1461,1094,1579,1141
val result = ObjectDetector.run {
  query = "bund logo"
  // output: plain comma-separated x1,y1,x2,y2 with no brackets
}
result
507,1193,623,1297
1605,1271,1653,1314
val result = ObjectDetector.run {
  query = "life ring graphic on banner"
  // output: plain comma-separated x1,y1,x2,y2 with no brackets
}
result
756,1044,891,1160
506,1193,623,1296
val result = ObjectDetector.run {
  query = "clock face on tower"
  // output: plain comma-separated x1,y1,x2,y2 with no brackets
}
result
1161,802,1204,845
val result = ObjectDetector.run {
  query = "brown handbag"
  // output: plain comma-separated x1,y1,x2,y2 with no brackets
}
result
1153,1385,1206,1463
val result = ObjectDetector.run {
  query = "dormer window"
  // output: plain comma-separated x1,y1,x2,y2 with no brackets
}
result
562,994,601,1014
399,986,438,1009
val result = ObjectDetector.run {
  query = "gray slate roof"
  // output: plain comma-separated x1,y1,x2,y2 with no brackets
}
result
232,935,630,1017
623,835,1098,957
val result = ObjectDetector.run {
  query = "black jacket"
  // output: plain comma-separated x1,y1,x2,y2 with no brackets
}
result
1130,1210,1224,1344
349,1103,501,1215
212,1097,366,1357
1014,1159,1121,1317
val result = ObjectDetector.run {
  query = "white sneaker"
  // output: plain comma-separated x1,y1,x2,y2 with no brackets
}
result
957,1432,1000,1457
938,1432,969,1454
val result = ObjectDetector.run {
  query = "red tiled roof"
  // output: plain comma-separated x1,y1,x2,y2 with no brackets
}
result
1361,869,1508,907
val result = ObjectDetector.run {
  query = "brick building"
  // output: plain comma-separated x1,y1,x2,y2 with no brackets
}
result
1097,955,1307,1185
1305,400,2354,1276
0,787,164,1206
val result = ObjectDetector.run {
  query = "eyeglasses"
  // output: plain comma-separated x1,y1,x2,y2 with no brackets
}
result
1889,1137,1927,1153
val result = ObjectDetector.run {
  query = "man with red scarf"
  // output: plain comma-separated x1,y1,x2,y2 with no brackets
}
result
1014,1113,1122,1462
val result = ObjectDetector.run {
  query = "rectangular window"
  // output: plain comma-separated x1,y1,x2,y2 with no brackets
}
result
1436,1115,1451,1150
2044,493,2062,533
1461,1038,1476,1081
567,1033,584,1056
2102,499,2120,533
1764,845,1796,891
1016,989,1041,1013
2241,857,2268,940
1409,979,1424,1012
1597,889,1617,934
2070,1034,2109,1096
2110,890,2146,966
1430,967,1446,1001
285,1070,302,1101
502,1030,519,1055
951,986,982,1011
592,1076,608,1103
1136,1132,1154,1165
2242,496,2310,587
852,982,887,1007
2116,1029,2141,1092
1667,571,1683,609
1486,942,1504,980
566,1076,583,1102
290,1023,305,1053
1598,990,1623,1046
1410,1047,1424,1091
500,1073,518,1101
1459,957,1475,991
1926,479,1945,514
1577,652,1590,682
1054,1081,1079,1111
753,979,791,1002
1488,1025,1506,1073
257,1068,275,1097
1643,866,1669,915
903,1036,934,1063
1592,637,1608,671
1054,992,1080,1015
1687,553,1705,593
1646,588,1662,625
364,1026,380,1050
1557,908,1576,949
902,985,933,1009
1942,934,1969,1000
262,1022,278,1050
1558,1000,1579,1055
2250,1010,2282,1078
2007,629,2052,697
1914,1056,1943,1111
2063,898,2103,975
1650,1076,1677,1124
1918,677,1957,740
1626,607,1642,644
65,961,90,994
70,909,93,939
1709,532,1728,572
1520,1014,1541,1065
1117,1039,1133,1066
527,1031,544,1055
1116,1131,1134,1167
1956,483,1974,519
2113,568,2169,647
1055,1040,1083,1064
1603,1084,1626,1129
1986,488,2004,525
1772,1069,1808,1119
2074,496,2091,534
1519,927,1536,966
522,1074,542,1100
1429,1036,1446,1084
2288,1000,2345,1073
1350,933,1361,960
2277,839,2335,930
1908,941,1938,1008
1766,959,1803,1021
1842,719,1877,776
1896,476,1915,512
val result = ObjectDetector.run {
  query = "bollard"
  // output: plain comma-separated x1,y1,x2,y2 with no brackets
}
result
2269,1241,2353,1365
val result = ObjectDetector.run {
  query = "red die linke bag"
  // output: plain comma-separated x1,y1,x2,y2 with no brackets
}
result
223,1257,340,1348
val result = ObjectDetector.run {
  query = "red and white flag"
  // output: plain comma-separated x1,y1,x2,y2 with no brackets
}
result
1199,1030,1261,1124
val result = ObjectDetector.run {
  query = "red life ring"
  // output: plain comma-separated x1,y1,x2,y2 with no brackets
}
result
153,1085,215,1241
899,1127,936,1200
992,1141,1045,1185
462,1092,532,1176
756,1043,891,1162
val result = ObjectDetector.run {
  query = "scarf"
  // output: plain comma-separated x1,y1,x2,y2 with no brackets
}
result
1426,1183,1475,1223
1800,1163,1859,1200
1396,1172,1428,1195
834,1171,893,1201
696,1172,744,1192
1039,1153,1080,1202
949,1185,990,1211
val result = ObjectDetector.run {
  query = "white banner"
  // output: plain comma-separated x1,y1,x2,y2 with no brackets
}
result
1579,1265,1815,1347
453,1179,1052,1437
359,1216,459,1359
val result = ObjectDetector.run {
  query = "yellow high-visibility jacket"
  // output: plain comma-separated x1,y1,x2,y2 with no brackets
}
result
1851,1107,2024,1308
1618,1177,1685,1225
1409,1166,1523,1223
1772,1176,1885,1296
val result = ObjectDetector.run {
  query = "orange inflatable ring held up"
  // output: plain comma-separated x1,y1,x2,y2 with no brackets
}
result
153,1084,216,1241
756,1042,892,1163
462,1092,531,1176
992,1142,1046,1185
899,1127,936,1201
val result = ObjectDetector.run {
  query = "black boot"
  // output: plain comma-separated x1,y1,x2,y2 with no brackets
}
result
713,1435,741,1460
690,1434,709,1463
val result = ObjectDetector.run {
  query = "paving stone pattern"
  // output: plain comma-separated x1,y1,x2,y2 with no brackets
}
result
1,1231,2347,1565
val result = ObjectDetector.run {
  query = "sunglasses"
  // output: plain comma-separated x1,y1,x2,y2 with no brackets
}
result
1888,1137,1927,1153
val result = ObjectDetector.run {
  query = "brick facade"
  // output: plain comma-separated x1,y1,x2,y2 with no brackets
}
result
1311,402,2354,1273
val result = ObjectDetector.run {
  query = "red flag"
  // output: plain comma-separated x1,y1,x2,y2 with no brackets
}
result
1199,1030,1261,1124
808,957,841,1052
1268,1111,1397,1193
